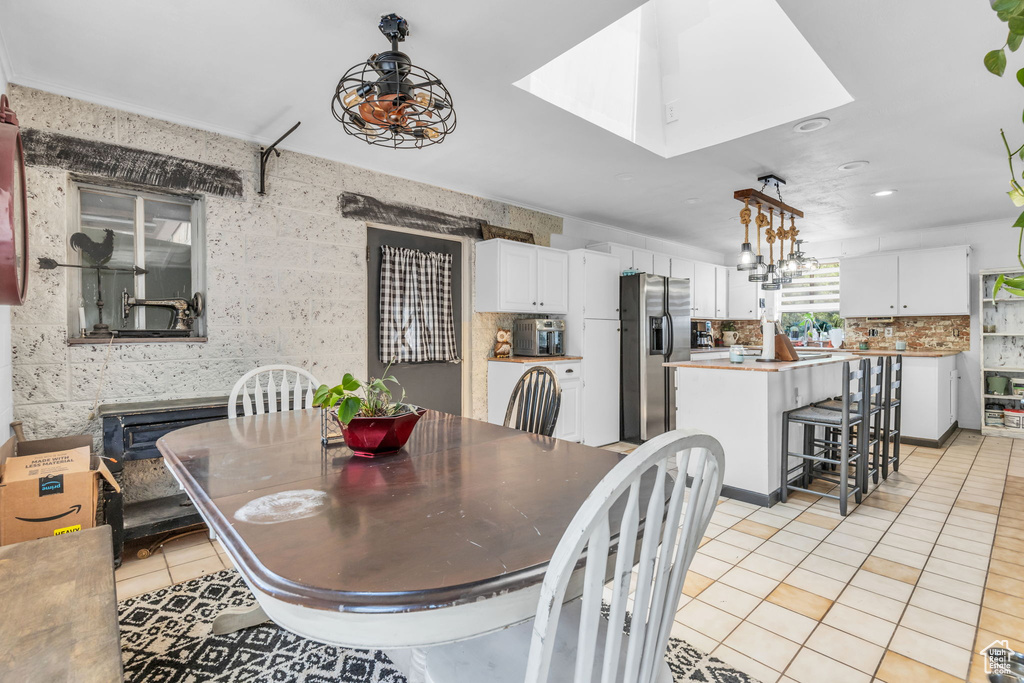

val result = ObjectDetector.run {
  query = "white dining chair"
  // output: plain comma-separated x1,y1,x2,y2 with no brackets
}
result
228,365,321,419
421,428,725,683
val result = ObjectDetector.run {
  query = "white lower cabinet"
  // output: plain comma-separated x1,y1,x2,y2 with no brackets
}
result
898,354,959,443
487,359,584,442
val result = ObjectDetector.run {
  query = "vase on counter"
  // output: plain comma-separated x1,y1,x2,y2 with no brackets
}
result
829,328,844,349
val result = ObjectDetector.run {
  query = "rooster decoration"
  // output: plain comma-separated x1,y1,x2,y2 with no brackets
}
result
69,229,114,266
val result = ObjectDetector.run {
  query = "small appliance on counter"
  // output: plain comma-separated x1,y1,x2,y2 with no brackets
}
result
512,317,565,357
691,320,713,349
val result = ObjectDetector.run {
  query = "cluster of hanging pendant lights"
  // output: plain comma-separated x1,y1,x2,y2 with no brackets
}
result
735,175,818,289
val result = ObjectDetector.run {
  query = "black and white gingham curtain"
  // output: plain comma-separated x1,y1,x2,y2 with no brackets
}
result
379,245,460,363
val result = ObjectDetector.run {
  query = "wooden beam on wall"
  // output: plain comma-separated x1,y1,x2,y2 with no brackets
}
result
340,192,484,239
22,129,244,198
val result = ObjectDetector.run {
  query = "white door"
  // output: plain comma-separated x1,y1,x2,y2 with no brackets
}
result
632,249,655,274
714,266,729,318
556,378,582,442
728,270,759,319
584,252,621,320
652,253,671,277
581,318,620,446
839,254,899,317
898,248,969,316
537,248,568,314
693,261,717,318
497,241,538,312
671,258,696,315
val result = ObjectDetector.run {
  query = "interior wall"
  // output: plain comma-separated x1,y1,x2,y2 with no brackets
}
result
8,84,561,501
552,216,726,264
810,219,1012,430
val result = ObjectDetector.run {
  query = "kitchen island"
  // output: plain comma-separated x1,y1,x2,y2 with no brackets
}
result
665,352,858,506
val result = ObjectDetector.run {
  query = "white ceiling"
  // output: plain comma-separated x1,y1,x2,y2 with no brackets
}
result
0,0,1018,255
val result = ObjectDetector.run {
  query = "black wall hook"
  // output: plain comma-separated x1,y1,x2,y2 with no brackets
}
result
258,121,301,196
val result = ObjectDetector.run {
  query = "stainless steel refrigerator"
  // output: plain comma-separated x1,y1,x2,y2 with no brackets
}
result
620,274,691,442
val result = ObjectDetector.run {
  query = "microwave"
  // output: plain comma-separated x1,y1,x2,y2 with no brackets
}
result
512,318,565,357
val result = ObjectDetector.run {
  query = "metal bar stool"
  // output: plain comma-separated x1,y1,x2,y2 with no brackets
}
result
881,354,903,478
780,359,870,516
816,356,884,493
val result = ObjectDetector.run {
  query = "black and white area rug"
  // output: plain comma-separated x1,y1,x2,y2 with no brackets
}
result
118,570,760,682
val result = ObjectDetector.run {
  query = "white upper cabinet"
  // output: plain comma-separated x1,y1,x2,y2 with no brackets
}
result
898,247,970,316
714,266,729,318
670,258,697,316
475,239,568,314
728,268,760,320
693,261,717,318
632,249,655,274
536,248,569,313
652,253,672,277
840,254,899,317
840,246,969,318
574,250,620,320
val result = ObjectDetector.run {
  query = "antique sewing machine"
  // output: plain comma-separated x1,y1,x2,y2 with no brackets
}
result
121,289,204,334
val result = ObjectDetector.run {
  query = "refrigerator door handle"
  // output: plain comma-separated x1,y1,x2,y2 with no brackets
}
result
664,311,674,358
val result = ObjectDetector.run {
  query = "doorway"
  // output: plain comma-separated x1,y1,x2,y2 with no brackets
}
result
366,226,464,415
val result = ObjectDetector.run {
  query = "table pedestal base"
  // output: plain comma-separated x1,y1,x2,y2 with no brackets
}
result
385,648,429,683
211,604,270,635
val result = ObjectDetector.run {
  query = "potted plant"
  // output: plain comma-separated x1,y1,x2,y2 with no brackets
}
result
721,321,740,346
312,369,426,457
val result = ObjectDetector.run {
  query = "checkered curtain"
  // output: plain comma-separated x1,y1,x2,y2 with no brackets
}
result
379,245,460,363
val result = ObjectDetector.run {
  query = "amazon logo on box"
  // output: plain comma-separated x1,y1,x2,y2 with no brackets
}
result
0,436,119,546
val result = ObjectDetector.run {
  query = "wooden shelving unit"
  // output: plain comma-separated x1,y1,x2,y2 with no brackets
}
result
981,268,1024,437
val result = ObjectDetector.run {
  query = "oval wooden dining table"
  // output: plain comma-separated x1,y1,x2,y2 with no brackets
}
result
157,408,660,682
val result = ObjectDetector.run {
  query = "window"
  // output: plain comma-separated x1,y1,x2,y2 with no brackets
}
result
779,260,842,336
70,183,204,339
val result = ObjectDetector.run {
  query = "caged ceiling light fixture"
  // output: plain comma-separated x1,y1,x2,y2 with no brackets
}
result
734,174,815,289
331,13,457,149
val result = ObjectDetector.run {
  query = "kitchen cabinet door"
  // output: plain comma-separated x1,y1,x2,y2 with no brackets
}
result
839,254,899,317
536,248,568,313
714,266,729,318
583,251,621,320
581,318,620,446
898,247,969,316
670,258,696,315
652,253,671,277
693,261,717,318
497,241,538,312
555,377,582,442
728,269,759,319
632,249,655,274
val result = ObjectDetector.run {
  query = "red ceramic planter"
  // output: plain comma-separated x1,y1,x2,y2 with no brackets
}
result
340,406,427,457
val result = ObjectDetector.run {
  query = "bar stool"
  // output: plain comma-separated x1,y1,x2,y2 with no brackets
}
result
780,359,869,516
881,354,903,478
816,356,884,493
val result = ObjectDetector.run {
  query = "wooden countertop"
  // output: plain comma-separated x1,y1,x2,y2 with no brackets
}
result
488,356,582,363
665,353,858,373
851,350,961,357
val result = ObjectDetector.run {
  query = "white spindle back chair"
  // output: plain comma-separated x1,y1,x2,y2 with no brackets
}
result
228,365,321,419
423,428,725,683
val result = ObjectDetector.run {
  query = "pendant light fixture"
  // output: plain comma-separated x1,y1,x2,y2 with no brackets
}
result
736,198,756,270
748,204,769,282
783,215,803,277
775,211,793,285
762,210,781,291
332,13,457,149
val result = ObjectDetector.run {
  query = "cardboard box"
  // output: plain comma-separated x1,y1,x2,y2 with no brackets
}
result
0,436,119,545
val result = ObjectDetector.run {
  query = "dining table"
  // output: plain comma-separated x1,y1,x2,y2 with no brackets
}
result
156,408,661,682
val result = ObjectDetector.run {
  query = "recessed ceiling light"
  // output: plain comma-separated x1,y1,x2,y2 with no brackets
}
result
837,160,869,171
793,117,830,133
615,173,635,182
684,198,701,204
873,189,897,197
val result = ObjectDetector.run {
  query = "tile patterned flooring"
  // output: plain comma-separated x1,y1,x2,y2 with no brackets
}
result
117,430,1024,682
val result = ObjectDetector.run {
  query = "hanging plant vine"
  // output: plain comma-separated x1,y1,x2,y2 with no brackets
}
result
984,0,1024,299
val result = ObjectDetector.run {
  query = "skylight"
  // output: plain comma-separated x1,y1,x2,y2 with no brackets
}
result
515,0,853,159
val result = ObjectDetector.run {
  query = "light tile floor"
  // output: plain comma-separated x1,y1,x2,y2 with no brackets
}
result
116,431,1024,683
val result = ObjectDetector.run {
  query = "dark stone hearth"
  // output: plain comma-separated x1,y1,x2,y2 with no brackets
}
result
22,129,244,198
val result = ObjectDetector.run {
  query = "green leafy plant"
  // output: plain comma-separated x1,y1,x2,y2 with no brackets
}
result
984,0,1024,298
312,366,410,424
721,321,736,332
801,312,832,334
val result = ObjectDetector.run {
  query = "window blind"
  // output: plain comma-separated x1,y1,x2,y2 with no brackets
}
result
779,260,840,313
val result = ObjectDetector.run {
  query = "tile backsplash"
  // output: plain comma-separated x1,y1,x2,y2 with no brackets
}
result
843,315,970,351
